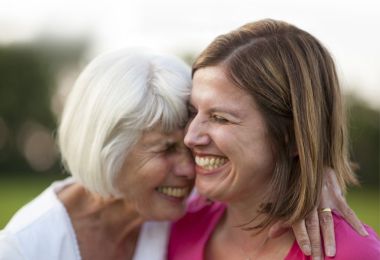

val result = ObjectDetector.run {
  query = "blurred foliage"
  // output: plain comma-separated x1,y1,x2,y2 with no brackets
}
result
0,46,54,172
0,39,88,174
347,94,380,188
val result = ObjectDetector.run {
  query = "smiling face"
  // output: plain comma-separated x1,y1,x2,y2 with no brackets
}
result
116,126,195,221
184,66,275,204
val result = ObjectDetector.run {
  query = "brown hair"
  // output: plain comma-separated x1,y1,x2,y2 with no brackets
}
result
193,19,357,229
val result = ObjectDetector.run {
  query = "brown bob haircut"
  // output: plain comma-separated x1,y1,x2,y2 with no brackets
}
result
192,19,357,228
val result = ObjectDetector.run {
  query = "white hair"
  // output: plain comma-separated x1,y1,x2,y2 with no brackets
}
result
58,49,191,197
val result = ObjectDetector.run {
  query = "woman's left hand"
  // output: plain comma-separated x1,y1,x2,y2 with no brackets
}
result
269,168,368,260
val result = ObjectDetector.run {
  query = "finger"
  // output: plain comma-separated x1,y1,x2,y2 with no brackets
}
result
337,200,368,236
305,210,322,260
292,220,311,256
319,209,336,257
269,220,289,238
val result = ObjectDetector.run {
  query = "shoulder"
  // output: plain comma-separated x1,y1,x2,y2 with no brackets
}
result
0,232,24,260
2,178,81,260
4,178,73,233
332,212,380,260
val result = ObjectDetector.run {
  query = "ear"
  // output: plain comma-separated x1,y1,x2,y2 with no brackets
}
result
285,133,298,157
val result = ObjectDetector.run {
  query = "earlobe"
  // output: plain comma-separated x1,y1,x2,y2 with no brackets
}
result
285,134,298,157
291,144,298,157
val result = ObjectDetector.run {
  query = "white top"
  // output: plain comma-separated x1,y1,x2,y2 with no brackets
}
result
0,178,170,260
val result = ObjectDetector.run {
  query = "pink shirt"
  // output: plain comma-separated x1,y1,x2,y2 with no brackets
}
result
168,198,380,259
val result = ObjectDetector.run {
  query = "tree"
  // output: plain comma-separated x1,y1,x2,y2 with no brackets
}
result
0,39,87,174
347,95,380,188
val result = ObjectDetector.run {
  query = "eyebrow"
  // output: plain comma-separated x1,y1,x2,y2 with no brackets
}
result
189,101,243,119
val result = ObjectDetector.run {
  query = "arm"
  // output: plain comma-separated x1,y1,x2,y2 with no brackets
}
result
0,232,25,260
269,168,367,259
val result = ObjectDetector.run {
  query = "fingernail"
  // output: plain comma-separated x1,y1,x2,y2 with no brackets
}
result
326,246,336,257
361,228,369,237
313,257,321,260
302,245,311,255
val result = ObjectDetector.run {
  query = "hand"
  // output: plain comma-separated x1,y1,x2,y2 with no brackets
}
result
269,168,368,259
319,168,368,236
316,168,368,258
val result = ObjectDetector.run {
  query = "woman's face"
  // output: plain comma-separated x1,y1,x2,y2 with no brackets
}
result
117,127,195,221
185,66,275,204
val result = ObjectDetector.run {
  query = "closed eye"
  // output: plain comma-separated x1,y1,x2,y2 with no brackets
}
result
210,114,229,124
187,105,197,119
164,143,178,154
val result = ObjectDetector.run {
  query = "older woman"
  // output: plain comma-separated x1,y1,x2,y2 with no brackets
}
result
0,49,195,260
169,19,380,259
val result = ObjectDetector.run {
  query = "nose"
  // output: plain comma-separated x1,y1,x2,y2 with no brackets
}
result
184,115,210,149
172,148,195,179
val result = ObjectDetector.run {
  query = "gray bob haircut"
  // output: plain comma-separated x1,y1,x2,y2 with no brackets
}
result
58,49,192,197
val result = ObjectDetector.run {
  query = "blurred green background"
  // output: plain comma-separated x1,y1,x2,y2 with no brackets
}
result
0,39,379,234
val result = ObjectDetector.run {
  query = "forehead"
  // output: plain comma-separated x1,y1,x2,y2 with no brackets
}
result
139,126,183,146
191,66,257,111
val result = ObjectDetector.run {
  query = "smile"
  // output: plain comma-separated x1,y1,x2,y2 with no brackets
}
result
156,186,190,198
195,156,227,170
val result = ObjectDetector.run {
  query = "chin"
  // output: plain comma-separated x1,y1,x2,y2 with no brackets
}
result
196,182,221,200
167,206,187,220
151,204,187,221
199,187,229,203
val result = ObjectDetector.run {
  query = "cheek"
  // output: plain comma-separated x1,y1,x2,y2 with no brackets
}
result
257,134,276,165
213,128,248,157
226,130,275,170
245,139,276,178
211,127,235,150
136,158,171,189
120,155,178,209
116,165,162,199
154,156,171,174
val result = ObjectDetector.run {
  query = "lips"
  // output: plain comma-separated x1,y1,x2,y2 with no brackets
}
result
195,155,227,170
156,186,190,198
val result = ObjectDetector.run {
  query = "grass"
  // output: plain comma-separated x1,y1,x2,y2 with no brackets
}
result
0,176,379,235
0,174,66,228
346,187,380,234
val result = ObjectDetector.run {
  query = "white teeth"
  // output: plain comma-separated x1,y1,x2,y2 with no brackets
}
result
195,156,226,170
156,186,189,198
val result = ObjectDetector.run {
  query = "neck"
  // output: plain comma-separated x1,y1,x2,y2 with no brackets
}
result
58,183,144,242
208,202,289,260
226,204,267,239
58,183,145,259
218,189,271,255
225,186,266,226
206,181,296,260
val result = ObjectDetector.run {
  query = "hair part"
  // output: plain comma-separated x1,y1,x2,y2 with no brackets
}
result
58,49,191,197
193,19,357,230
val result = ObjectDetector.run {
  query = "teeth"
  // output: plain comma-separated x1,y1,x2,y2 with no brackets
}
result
156,186,189,198
195,156,226,170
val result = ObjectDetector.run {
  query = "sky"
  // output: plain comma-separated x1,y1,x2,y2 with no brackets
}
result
0,0,379,108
